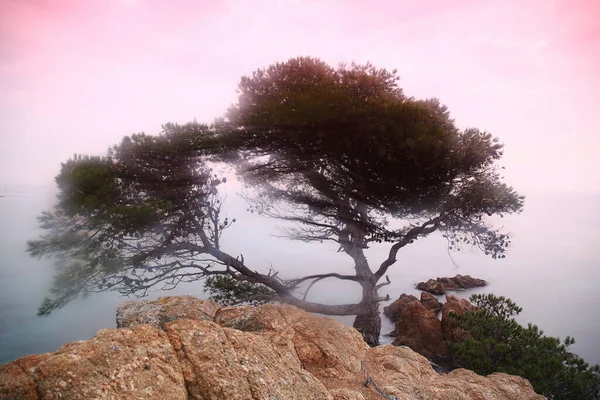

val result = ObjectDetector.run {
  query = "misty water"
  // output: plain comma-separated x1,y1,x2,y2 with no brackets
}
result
1,186,599,366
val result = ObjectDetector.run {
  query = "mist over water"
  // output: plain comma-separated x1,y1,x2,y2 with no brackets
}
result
1,186,599,366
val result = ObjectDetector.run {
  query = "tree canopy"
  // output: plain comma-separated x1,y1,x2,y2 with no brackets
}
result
218,58,521,251
28,57,523,345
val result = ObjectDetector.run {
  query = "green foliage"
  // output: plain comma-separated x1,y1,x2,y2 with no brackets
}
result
203,275,275,306
217,56,523,257
447,294,600,399
469,293,523,319
29,57,524,333
28,123,230,315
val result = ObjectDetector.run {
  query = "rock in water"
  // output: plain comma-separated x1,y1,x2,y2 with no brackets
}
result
416,278,447,294
450,274,487,289
417,274,487,295
0,295,544,400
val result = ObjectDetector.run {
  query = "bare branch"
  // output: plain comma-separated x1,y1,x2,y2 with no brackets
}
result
287,272,364,290
373,294,390,302
375,275,392,290
374,216,441,281
302,278,321,301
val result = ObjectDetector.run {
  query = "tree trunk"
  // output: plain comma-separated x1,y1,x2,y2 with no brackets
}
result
353,267,382,347
353,303,381,346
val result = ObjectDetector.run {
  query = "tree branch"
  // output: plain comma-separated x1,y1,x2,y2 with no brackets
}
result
375,275,391,290
200,238,375,316
374,217,441,281
287,272,364,289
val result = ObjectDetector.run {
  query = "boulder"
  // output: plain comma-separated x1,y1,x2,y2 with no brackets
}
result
1,325,188,400
0,296,544,400
441,294,479,343
0,362,38,399
392,301,447,360
365,346,543,400
216,303,368,389
382,293,419,322
163,318,331,399
420,291,442,312
417,275,487,295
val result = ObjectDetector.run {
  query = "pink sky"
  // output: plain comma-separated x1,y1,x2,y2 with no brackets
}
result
1,0,599,193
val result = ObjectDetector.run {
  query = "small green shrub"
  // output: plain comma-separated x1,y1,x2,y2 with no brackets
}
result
203,275,274,306
447,294,600,400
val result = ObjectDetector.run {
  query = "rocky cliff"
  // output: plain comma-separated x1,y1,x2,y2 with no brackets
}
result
0,296,544,399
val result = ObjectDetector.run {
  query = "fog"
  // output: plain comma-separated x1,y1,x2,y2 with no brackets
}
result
1,0,599,367
1,186,599,365
1,0,599,193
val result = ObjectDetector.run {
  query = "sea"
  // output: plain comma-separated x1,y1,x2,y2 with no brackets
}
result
1,185,599,366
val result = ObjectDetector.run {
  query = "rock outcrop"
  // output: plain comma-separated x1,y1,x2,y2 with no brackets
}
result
416,274,486,295
441,294,479,343
391,301,447,360
385,293,484,366
416,279,446,295
0,296,544,400
382,293,419,323
116,295,220,329
420,291,442,312
0,325,188,399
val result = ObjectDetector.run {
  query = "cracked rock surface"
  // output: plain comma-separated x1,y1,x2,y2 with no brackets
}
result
1,296,544,400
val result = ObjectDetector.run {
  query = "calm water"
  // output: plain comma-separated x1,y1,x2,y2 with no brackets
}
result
1,187,599,365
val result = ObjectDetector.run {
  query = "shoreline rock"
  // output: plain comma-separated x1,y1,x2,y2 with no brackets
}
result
391,301,447,360
384,292,481,368
420,291,442,312
0,296,543,400
416,274,487,295
382,293,419,323
441,294,479,343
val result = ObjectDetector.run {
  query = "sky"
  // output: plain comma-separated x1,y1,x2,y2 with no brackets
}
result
1,0,599,193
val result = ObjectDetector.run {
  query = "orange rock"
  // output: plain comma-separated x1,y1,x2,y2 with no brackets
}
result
116,295,221,329
0,296,544,400
382,293,419,323
392,300,448,360
441,294,479,343
420,291,442,312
